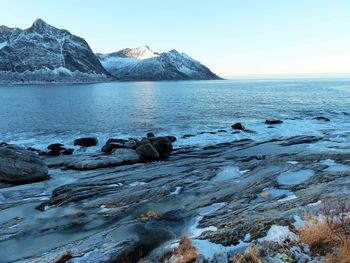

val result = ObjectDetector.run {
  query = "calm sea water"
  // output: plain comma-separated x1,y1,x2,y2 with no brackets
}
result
0,79,349,150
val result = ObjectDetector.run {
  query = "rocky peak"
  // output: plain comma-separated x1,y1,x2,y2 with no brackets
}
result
117,46,159,60
27,19,60,35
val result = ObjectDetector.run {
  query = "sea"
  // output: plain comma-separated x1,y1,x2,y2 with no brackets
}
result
0,79,349,152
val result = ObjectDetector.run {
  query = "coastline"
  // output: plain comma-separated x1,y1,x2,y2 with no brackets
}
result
0,124,349,262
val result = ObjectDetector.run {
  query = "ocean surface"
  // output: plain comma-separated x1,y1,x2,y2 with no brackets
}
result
0,79,350,152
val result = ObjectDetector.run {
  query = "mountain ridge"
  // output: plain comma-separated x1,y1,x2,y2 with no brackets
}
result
0,19,221,83
97,46,221,81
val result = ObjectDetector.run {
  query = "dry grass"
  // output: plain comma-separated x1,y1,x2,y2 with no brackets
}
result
173,236,198,263
298,199,350,262
299,215,334,247
139,210,160,222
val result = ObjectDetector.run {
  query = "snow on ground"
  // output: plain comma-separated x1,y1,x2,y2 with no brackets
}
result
259,225,298,243
170,187,182,195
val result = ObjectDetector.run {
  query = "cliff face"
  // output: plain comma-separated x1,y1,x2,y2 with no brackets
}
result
0,19,110,83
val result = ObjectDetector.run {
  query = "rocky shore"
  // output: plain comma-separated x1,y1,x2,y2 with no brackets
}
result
0,122,349,262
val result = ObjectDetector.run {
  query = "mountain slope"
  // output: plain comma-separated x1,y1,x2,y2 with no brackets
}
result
0,19,111,83
97,46,221,81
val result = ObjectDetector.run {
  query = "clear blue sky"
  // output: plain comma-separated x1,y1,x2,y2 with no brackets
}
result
1,0,350,78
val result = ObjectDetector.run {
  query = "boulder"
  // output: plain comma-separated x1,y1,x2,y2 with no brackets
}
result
146,132,155,138
148,137,173,157
74,137,98,147
101,139,139,153
47,143,73,156
165,136,177,143
136,143,159,161
231,122,246,131
47,143,66,156
0,144,49,185
265,119,283,125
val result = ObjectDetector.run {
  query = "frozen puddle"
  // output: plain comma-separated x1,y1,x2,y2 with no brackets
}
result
192,239,249,260
277,169,315,185
321,159,350,172
213,166,244,182
260,188,296,201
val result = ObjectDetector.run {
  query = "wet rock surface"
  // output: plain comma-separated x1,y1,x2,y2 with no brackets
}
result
0,144,49,185
0,134,349,262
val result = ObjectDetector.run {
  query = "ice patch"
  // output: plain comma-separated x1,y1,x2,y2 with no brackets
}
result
278,192,297,202
243,233,252,242
321,159,350,172
192,239,249,260
213,166,242,181
196,202,227,216
259,225,298,242
293,215,304,229
129,182,147,187
277,169,315,185
170,186,182,195
307,200,322,207
192,226,217,237
260,188,296,202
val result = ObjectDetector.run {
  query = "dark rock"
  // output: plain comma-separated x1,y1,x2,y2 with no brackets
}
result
101,138,128,153
0,144,49,185
231,122,246,131
265,119,283,125
165,136,177,143
47,143,65,151
182,134,195,139
280,135,321,146
26,147,42,155
139,138,150,146
313,116,330,122
62,148,74,155
136,143,159,161
74,137,98,147
159,209,193,222
47,143,66,156
146,132,155,138
148,137,173,157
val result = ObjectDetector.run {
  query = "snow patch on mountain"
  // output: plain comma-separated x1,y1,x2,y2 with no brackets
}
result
0,41,7,50
97,46,220,81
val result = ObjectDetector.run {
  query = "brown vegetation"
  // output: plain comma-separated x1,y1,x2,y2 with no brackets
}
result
298,199,350,262
173,236,198,263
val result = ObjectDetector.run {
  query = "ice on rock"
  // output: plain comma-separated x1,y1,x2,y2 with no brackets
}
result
321,159,350,172
277,170,315,185
259,225,298,242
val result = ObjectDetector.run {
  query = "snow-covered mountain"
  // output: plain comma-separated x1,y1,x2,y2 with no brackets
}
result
0,19,111,83
97,46,221,81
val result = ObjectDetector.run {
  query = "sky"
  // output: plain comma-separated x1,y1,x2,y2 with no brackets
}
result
1,0,350,78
